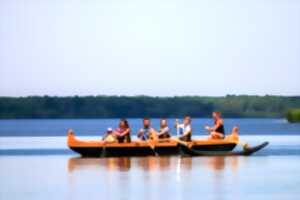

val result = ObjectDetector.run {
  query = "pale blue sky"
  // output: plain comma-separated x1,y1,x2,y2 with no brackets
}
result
0,0,299,97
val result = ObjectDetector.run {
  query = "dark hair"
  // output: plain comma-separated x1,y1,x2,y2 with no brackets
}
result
184,116,191,122
143,117,150,121
213,111,221,117
160,118,168,124
160,118,167,127
120,119,129,128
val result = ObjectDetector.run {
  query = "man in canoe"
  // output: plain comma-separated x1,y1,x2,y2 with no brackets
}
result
114,119,131,143
205,111,225,139
175,116,192,141
138,118,157,140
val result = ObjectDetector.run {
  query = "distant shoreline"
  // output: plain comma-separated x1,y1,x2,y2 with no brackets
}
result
0,117,288,120
0,95,299,119
1,95,300,98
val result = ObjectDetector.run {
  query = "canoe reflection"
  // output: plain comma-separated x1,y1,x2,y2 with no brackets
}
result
68,156,238,174
202,156,226,170
137,156,171,171
68,157,131,172
199,156,239,172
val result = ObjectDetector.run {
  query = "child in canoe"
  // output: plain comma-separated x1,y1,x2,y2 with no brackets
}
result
103,128,117,143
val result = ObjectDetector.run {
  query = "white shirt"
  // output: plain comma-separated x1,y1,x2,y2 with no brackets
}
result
177,124,191,135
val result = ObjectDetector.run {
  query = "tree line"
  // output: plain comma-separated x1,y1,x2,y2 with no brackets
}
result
286,108,300,123
0,95,299,119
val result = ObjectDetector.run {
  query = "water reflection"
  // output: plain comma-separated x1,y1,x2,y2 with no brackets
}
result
137,156,171,171
201,156,226,170
68,156,238,173
68,156,173,172
68,157,131,172
67,156,241,200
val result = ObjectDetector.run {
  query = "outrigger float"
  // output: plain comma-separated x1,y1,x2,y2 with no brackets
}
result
67,129,268,157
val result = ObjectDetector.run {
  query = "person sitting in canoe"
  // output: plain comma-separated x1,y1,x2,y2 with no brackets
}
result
175,116,192,141
114,119,131,143
138,118,157,140
103,127,117,143
205,111,225,139
155,118,171,139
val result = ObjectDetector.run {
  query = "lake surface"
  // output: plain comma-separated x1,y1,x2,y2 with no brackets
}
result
0,118,299,137
0,118,300,200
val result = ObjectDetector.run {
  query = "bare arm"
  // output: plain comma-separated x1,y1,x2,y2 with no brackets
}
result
119,128,131,137
137,129,145,139
181,125,191,137
157,127,169,136
206,120,223,132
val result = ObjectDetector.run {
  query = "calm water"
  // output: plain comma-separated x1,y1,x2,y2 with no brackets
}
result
0,119,300,200
0,118,299,137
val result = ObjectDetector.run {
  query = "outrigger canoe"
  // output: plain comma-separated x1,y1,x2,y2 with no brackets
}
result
67,129,268,157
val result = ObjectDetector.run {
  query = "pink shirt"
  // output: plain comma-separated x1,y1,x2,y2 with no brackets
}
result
115,128,126,136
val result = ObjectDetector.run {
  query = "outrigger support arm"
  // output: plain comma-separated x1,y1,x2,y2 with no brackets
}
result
224,126,249,149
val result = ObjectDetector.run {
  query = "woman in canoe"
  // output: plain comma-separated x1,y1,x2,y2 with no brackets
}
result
155,118,171,139
205,111,225,139
175,116,192,141
114,119,131,143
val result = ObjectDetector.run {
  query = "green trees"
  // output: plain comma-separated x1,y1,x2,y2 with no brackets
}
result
0,95,299,119
286,109,300,123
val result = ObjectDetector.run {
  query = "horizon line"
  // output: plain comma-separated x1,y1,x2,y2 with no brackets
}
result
0,94,300,98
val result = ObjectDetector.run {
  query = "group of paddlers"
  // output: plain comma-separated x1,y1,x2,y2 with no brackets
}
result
103,111,230,143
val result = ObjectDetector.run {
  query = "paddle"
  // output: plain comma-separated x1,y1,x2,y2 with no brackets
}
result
153,137,192,148
171,137,192,148
176,118,180,137
147,140,156,150
136,139,158,155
